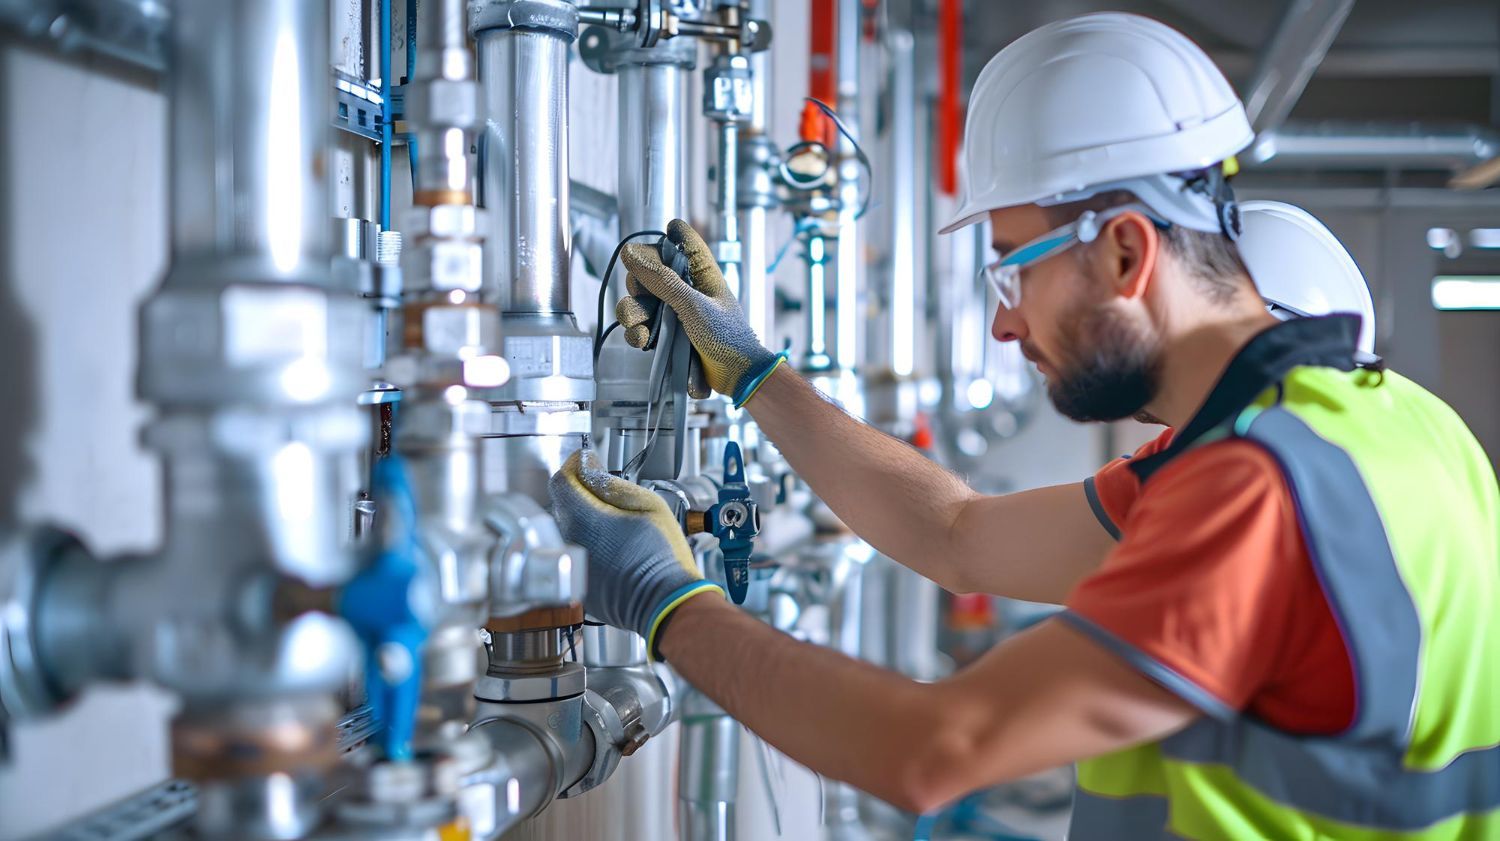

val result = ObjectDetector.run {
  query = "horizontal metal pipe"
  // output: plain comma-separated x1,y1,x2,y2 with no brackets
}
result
1250,122,1500,170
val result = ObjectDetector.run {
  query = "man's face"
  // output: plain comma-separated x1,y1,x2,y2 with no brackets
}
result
986,205,1164,423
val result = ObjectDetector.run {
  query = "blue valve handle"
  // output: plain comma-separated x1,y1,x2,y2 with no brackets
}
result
707,441,760,604
339,455,432,761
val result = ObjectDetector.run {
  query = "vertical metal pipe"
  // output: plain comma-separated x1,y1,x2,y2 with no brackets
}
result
679,691,740,841
412,0,476,198
169,0,330,273
618,64,688,235
806,234,831,369
833,0,861,371
741,0,773,345
717,121,743,298
888,31,917,378
478,24,573,314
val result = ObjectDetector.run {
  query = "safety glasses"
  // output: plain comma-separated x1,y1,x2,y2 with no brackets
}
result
980,204,1167,310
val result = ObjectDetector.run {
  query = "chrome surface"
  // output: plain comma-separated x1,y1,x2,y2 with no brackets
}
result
477,25,574,314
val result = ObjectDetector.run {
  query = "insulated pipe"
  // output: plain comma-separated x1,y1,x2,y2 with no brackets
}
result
476,3,576,314
168,0,329,273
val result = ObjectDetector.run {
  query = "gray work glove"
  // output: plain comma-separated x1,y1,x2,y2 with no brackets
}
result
548,449,724,659
617,219,787,407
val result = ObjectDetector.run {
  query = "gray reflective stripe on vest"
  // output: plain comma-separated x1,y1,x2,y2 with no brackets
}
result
1238,406,1420,744
1154,407,1491,832
1160,717,1500,831
1082,476,1122,541
1070,790,1177,840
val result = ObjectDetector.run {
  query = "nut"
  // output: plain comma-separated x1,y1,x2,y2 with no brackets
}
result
419,305,500,355
403,204,483,240
403,78,479,129
403,240,484,293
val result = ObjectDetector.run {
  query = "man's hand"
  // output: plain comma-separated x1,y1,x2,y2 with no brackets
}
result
617,219,785,406
547,449,724,657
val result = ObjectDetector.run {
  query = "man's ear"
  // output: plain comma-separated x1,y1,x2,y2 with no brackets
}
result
1100,211,1159,301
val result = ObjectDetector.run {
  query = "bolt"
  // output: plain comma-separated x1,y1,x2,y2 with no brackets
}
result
620,722,650,757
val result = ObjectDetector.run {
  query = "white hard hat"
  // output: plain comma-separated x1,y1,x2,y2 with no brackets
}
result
941,13,1253,235
1238,200,1376,355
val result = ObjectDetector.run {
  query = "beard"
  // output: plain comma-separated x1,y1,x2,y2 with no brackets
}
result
1038,304,1162,423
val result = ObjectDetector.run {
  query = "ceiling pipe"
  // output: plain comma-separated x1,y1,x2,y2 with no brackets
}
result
1241,0,1355,137
1248,121,1500,171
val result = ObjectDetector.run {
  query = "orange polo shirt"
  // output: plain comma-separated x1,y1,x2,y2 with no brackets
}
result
1068,429,1356,734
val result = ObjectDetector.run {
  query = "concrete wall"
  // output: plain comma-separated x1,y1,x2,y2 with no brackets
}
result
0,40,175,839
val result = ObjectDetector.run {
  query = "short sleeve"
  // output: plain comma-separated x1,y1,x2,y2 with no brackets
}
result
1084,428,1175,540
1064,440,1312,717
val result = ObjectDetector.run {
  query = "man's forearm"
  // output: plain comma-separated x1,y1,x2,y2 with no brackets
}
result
659,594,945,812
746,368,977,589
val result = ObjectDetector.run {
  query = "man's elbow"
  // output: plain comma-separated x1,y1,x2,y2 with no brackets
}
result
883,710,1005,815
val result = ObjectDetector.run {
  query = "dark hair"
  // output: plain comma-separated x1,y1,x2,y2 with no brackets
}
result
1043,190,1252,304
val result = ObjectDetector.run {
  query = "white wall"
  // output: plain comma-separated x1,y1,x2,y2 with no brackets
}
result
0,42,176,838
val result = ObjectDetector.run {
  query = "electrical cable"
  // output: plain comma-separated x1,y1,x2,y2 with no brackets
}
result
804,96,874,220
593,229,668,364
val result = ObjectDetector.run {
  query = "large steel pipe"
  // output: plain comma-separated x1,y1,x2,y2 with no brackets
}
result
477,8,575,315
169,0,330,273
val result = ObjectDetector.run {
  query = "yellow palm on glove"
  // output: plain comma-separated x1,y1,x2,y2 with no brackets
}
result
548,449,723,659
617,220,786,407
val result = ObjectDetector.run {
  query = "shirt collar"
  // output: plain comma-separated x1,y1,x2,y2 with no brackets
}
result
1128,315,1362,482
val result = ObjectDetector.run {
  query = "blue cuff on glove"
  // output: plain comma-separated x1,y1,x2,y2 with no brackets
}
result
732,351,789,409
645,580,726,661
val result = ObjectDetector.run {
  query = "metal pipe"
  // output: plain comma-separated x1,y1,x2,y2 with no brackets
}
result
833,0,861,371
411,0,476,199
679,689,740,841
717,120,743,297
805,234,832,370
618,65,689,235
477,9,575,314
1249,122,1500,170
464,719,561,835
1242,0,1354,137
169,0,330,272
888,30,917,378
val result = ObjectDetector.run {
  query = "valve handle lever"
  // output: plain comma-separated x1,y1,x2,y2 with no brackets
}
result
708,441,760,604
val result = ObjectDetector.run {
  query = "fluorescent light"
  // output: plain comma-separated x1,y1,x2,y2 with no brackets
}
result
1427,228,1457,250
1432,276,1500,310
1468,228,1500,249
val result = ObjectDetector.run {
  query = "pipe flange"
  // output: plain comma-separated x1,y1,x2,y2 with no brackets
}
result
0,527,83,725
474,662,585,702
577,24,698,74
558,688,625,798
471,0,580,39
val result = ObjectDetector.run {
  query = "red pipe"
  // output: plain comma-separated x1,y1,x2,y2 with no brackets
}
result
805,0,838,147
937,0,962,195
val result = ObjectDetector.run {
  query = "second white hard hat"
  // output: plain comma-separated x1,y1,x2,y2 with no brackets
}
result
1237,200,1377,355
941,12,1253,235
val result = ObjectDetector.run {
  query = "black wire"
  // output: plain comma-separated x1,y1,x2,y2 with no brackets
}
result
804,97,875,220
598,321,621,349
594,229,668,365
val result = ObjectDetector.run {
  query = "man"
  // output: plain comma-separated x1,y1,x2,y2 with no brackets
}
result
551,12,1500,839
